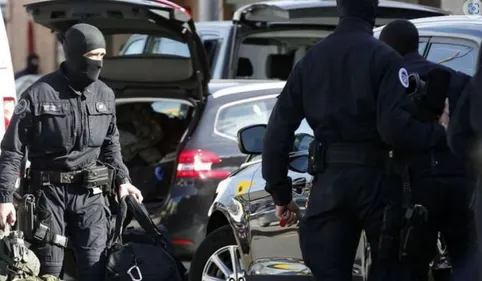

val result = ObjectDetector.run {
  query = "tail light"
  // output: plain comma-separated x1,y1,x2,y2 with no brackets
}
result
176,149,231,179
3,97,15,129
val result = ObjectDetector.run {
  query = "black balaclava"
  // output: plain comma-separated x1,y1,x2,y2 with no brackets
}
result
62,23,106,88
26,53,39,74
336,0,379,26
379,19,419,56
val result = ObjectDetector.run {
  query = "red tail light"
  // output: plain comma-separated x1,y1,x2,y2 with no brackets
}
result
3,97,15,129
176,150,231,179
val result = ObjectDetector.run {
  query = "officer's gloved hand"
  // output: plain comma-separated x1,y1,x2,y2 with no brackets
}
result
118,183,144,203
438,98,449,130
276,200,301,227
0,203,15,229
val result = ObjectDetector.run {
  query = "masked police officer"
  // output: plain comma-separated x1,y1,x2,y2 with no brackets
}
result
0,23,143,281
379,20,476,280
261,0,448,280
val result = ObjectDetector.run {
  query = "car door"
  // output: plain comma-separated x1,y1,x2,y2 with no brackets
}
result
245,120,314,276
245,121,370,280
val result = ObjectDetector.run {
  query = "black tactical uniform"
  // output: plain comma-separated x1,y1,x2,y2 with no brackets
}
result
448,66,482,280
261,1,446,280
0,24,130,280
380,20,476,280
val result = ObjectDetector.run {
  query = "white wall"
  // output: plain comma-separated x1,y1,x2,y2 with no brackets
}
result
441,0,463,14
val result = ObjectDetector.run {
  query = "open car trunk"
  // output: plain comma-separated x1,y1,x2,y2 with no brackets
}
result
230,0,450,79
115,97,194,202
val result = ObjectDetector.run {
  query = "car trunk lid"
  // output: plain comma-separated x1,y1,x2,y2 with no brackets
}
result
233,0,450,28
24,0,210,100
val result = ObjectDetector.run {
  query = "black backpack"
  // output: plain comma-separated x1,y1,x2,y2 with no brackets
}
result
104,195,187,281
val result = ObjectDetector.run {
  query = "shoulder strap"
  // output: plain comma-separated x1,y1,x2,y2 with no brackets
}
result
111,197,129,245
123,195,160,238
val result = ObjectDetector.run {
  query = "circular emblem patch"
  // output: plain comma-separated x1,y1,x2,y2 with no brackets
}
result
96,102,107,112
14,99,28,115
399,68,409,88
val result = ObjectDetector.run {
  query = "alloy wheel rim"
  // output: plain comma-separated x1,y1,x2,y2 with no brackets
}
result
202,245,246,281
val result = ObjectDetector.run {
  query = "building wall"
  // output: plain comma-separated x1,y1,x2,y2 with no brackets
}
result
7,0,56,74
441,0,463,14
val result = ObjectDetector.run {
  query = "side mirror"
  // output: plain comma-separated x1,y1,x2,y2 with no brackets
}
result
288,155,309,173
237,124,267,155
293,133,314,152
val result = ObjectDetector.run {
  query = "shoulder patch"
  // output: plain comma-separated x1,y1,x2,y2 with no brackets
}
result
96,102,108,112
398,68,409,88
14,99,28,115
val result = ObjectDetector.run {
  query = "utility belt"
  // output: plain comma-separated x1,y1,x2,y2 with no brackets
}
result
28,165,113,191
307,141,391,175
17,165,114,249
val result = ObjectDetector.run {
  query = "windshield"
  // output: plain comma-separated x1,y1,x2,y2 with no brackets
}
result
295,119,312,136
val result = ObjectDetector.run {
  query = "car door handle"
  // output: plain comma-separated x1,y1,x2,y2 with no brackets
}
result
292,177,307,194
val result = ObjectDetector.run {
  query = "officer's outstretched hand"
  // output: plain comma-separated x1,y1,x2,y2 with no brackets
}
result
118,183,144,203
276,200,301,227
0,203,16,229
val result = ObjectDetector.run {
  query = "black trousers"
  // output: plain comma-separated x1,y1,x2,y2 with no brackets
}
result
299,167,404,281
403,176,476,281
31,183,111,281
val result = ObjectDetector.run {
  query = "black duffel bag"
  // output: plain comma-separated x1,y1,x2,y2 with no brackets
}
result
104,195,187,281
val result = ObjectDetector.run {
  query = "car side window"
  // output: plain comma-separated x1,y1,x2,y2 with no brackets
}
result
425,42,477,75
121,38,146,55
418,42,427,56
215,97,277,140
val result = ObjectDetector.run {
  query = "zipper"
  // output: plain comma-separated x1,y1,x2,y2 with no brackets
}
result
79,95,84,147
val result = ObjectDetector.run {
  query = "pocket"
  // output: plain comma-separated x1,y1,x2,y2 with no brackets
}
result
86,102,114,147
32,102,72,151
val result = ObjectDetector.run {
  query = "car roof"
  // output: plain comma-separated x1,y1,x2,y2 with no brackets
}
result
209,80,286,99
373,15,482,42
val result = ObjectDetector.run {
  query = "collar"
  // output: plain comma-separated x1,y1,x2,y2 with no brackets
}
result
334,17,374,35
59,62,95,96
403,51,424,62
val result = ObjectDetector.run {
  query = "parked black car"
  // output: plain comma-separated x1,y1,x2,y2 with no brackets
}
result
190,15,482,281
119,1,449,80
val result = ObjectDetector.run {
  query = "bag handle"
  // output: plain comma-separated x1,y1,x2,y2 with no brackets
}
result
112,195,161,244
123,195,161,238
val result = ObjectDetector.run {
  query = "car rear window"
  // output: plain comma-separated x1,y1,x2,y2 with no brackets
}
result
215,96,314,141
215,97,277,140
118,35,190,58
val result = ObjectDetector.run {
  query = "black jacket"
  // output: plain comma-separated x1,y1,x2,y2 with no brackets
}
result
262,18,445,206
402,52,470,177
0,63,129,203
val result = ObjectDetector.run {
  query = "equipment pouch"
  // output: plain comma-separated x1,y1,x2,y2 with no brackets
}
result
16,195,36,242
399,204,428,261
83,166,110,189
308,141,324,176
378,205,394,260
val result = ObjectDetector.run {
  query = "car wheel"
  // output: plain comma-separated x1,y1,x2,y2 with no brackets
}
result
190,225,246,281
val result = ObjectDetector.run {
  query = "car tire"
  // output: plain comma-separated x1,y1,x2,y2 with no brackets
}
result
189,225,239,281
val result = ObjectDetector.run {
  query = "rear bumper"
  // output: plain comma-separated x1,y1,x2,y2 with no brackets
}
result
161,179,221,259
